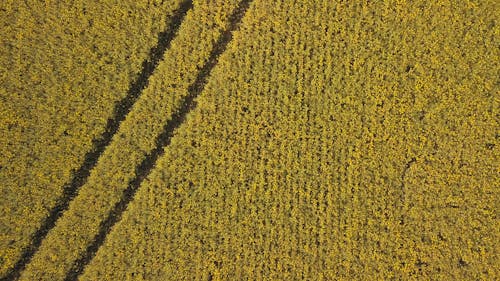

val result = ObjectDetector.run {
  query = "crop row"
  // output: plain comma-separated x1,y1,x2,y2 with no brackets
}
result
79,0,498,280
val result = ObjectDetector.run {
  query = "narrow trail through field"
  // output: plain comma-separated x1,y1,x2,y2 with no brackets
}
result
65,0,252,281
64,0,254,280
0,2,192,281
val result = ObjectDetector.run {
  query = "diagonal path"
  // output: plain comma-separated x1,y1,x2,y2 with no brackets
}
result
0,2,192,281
64,1,254,280
77,1,499,279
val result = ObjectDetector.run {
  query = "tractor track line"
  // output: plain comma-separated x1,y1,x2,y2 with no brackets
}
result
64,0,253,280
1,2,192,280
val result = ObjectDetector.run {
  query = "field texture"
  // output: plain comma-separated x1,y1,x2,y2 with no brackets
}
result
0,0,185,277
1,0,499,280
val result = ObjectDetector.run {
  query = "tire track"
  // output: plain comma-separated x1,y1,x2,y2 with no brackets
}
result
1,2,192,281
64,0,253,280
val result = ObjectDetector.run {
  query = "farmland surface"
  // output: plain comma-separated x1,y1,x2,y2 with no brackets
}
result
0,0,185,277
1,0,499,280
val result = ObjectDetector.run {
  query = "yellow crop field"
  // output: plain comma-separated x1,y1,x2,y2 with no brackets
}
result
1,0,498,280
0,0,186,278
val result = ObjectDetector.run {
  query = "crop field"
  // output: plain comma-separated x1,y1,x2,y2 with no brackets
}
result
0,0,498,280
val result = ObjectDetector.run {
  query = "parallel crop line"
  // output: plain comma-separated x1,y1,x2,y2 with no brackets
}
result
1,2,192,281
64,0,254,280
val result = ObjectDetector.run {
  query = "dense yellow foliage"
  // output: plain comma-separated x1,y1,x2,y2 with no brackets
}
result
80,0,498,280
18,1,243,280
0,0,184,277
2,0,499,280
